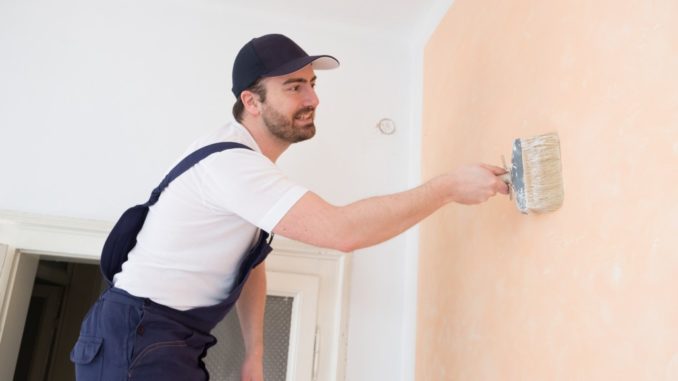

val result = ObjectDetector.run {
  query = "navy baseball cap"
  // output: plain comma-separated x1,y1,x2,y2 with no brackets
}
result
231,34,339,98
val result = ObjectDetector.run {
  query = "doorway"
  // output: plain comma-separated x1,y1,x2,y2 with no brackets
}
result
0,212,348,381
13,259,103,381
8,256,318,381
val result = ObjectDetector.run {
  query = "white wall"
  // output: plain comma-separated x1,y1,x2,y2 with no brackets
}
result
0,0,422,379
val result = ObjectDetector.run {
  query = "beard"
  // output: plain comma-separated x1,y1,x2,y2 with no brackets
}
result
261,104,316,143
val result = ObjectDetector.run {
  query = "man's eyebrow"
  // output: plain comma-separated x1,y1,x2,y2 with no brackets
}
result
282,76,317,85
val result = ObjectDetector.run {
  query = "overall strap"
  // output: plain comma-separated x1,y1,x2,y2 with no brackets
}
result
100,142,252,284
146,142,252,206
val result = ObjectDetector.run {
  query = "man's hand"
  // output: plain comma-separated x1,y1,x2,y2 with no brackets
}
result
240,353,264,381
444,163,509,204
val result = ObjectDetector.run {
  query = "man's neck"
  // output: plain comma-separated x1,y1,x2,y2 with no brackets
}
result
239,120,290,162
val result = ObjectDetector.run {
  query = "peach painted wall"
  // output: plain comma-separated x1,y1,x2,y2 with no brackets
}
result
417,1,678,380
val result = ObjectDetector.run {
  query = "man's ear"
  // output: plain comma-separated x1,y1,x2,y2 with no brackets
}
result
241,90,262,117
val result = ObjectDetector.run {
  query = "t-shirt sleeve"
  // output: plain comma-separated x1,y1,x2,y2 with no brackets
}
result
197,148,308,232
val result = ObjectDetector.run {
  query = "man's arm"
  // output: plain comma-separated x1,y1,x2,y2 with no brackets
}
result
273,164,508,252
236,262,267,381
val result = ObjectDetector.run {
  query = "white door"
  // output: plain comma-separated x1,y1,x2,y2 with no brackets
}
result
267,271,320,381
204,270,320,381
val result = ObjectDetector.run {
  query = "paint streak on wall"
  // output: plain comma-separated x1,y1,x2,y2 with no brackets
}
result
417,0,678,380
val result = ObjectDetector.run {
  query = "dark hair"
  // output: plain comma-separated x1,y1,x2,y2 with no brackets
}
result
232,79,267,123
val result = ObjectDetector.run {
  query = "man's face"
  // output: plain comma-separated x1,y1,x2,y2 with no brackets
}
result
259,65,319,143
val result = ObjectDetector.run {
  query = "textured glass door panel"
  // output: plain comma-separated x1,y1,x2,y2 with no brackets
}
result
205,295,294,381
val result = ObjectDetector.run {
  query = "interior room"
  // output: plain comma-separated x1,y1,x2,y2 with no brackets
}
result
1,0,676,380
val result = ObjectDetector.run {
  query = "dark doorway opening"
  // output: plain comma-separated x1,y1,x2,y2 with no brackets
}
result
13,260,103,381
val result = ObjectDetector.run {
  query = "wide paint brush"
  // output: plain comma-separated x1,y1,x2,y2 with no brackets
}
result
501,132,564,214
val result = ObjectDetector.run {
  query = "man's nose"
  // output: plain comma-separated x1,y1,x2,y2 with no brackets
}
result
303,87,319,108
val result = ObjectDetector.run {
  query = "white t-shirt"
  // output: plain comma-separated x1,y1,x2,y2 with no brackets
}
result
113,121,307,310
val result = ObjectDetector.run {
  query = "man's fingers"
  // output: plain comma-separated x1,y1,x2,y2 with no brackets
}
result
496,180,510,195
479,163,507,175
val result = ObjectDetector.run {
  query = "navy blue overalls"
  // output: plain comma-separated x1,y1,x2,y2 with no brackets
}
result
70,143,273,380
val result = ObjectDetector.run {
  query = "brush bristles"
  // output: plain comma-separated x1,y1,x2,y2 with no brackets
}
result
521,132,564,213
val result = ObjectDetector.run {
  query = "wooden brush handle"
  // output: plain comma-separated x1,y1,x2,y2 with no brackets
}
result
499,173,513,200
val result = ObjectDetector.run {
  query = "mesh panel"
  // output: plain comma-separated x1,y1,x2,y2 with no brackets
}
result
205,295,294,381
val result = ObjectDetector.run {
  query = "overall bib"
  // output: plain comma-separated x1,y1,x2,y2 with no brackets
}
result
70,143,273,381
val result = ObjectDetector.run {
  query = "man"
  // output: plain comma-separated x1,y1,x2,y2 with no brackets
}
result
71,34,508,381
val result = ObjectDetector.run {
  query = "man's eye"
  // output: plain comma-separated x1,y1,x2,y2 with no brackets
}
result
290,85,300,91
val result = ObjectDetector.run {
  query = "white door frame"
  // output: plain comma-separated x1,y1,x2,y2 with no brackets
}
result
0,210,350,381
0,245,39,381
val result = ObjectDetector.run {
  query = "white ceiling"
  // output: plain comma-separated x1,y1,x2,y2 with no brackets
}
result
230,0,450,39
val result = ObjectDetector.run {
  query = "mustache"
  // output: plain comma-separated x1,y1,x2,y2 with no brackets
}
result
294,107,315,118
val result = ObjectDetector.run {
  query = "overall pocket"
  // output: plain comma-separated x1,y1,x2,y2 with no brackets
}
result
128,334,209,380
70,335,104,380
